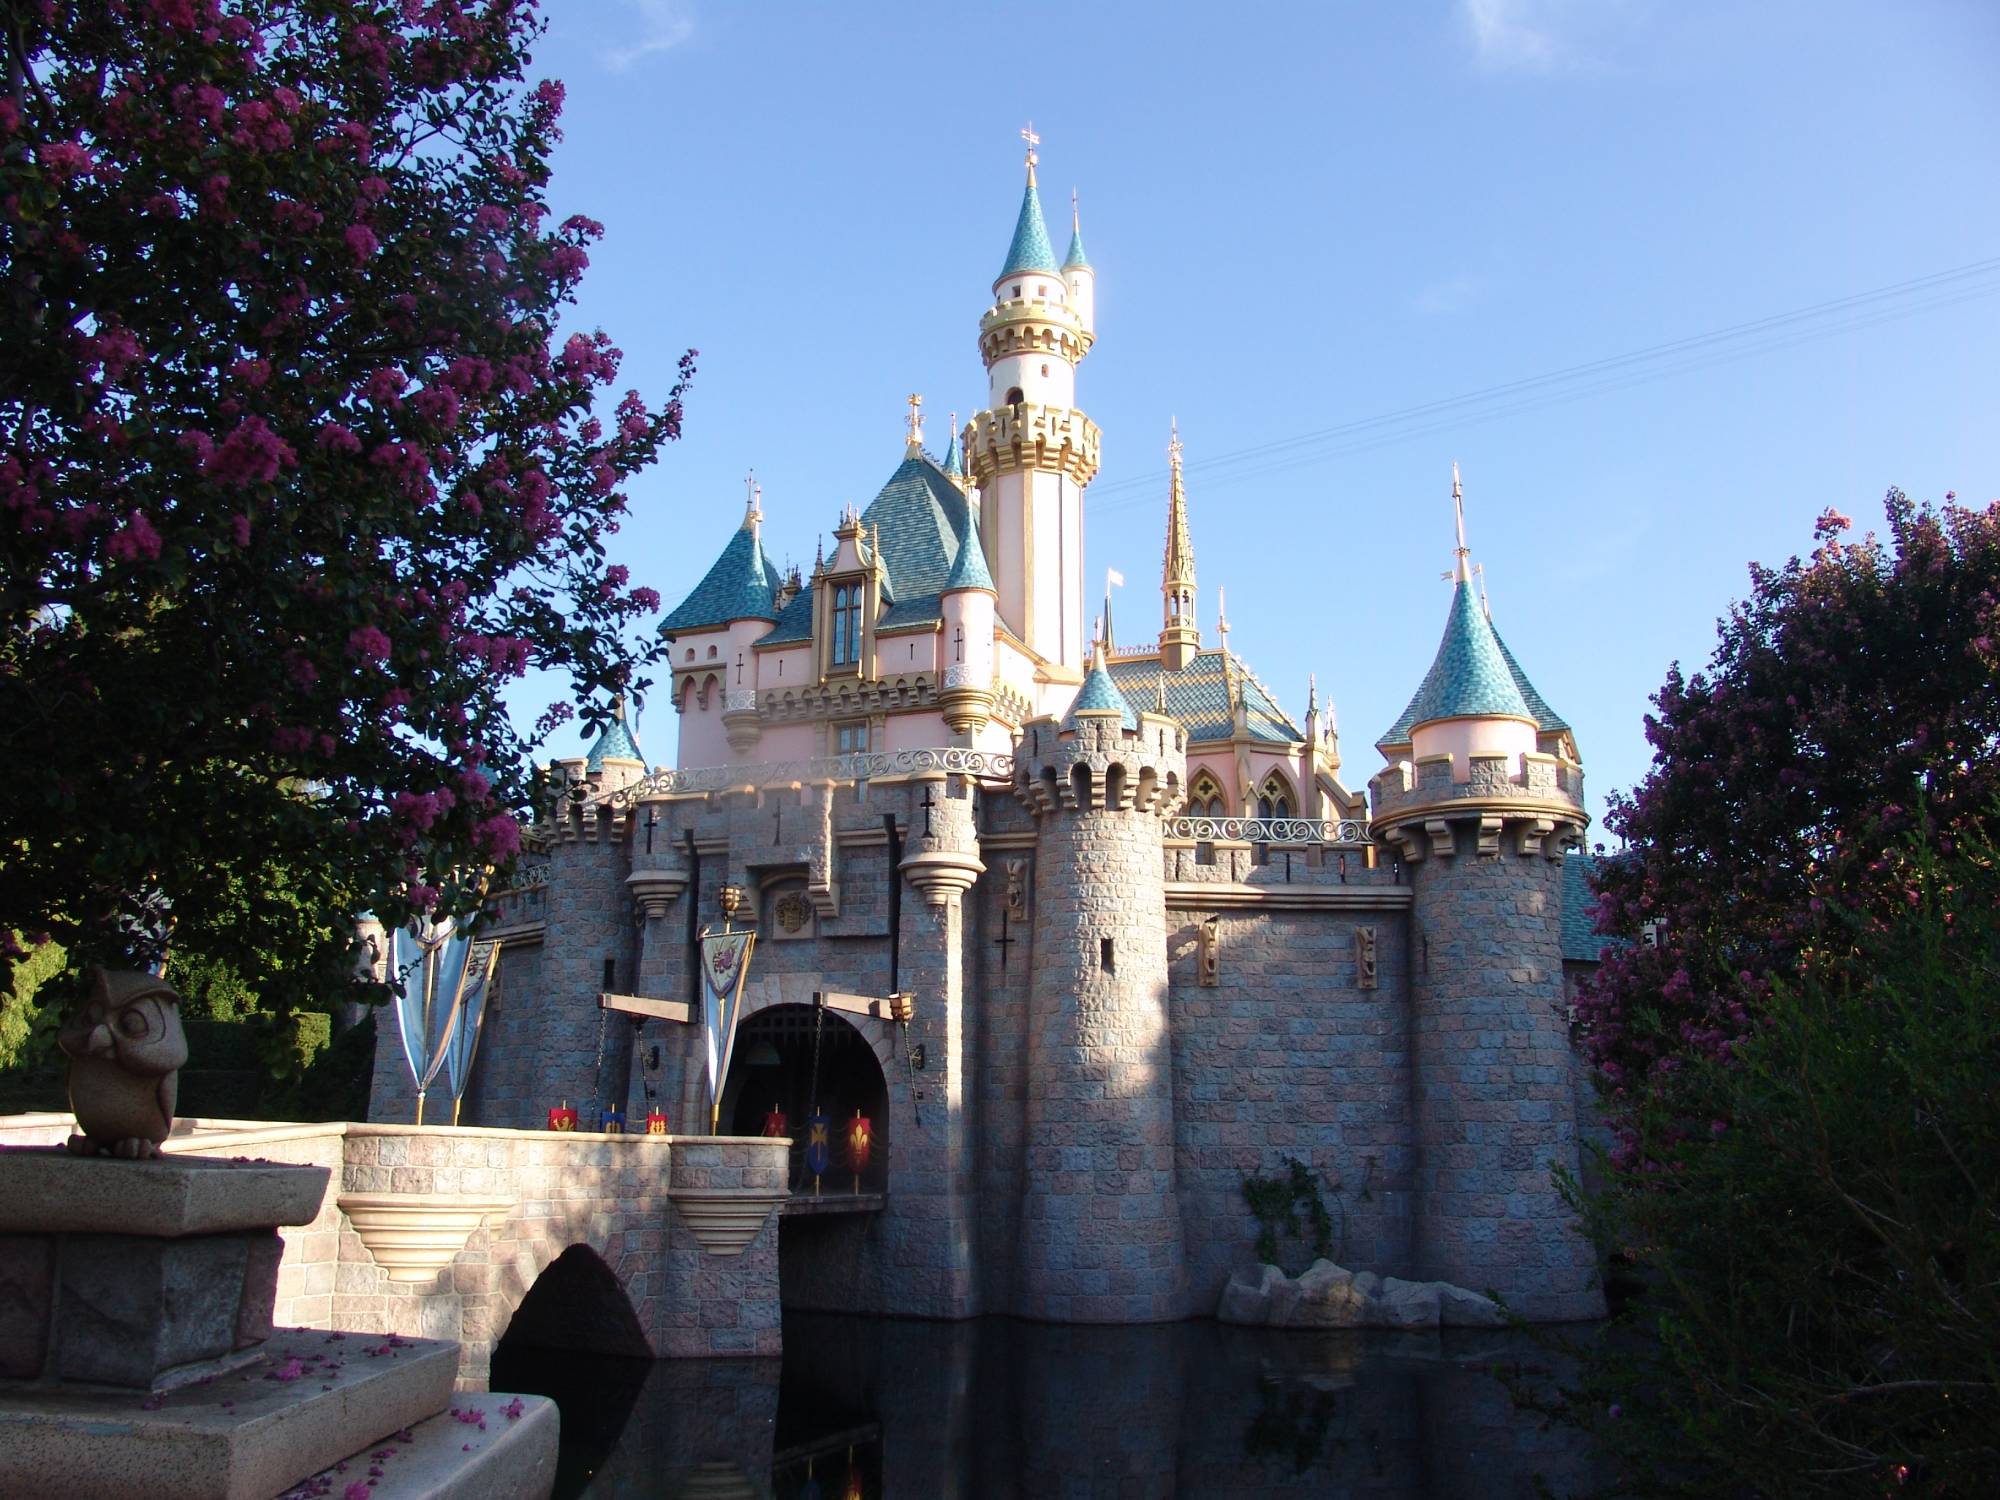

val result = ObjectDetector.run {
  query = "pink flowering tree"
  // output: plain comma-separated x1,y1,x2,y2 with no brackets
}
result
0,2,690,1016
1578,490,2000,1137
1554,491,2000,1492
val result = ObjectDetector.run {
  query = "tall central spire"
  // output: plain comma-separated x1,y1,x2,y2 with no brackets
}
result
1158,419,1200,670
998,124,1058,281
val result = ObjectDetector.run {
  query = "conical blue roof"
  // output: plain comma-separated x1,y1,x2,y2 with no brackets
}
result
1377,579,1533,749
1063,220,1090,271
942,506,995,594
1066,656,1138,731
660,511,777,635
940,424,964,480
999,179,1059,280
585,706,643,769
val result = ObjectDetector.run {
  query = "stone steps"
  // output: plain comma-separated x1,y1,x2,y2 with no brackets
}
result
281,1391,558,1500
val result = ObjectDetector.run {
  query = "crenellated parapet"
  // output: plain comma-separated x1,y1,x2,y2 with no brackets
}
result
1368,751,1586,862
964,403,1101,488
1013,710,1187,820
978,295,1092,365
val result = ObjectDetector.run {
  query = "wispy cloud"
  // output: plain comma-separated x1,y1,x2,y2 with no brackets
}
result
1457,0,1646,75
1414,272,1486,316
601,0,694,72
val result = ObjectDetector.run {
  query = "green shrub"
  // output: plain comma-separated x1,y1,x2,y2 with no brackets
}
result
1241,1155,1335,1274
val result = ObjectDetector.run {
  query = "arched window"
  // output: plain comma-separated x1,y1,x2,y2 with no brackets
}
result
830,584,861,666
1005,386,1025,406
1187,770,1226,819
1256,773,1295,820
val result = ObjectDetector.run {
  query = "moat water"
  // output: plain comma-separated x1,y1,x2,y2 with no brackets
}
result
489,1310,1600,1498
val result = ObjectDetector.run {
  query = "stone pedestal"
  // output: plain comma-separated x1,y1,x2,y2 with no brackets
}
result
0,1150,327,1389
0,1144,560,1499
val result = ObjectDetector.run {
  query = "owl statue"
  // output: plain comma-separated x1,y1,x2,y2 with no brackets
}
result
59,966,189,1158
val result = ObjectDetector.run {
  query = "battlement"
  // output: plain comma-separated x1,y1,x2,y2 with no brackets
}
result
1367,750,1586,861
964,403,1101,487
1014,710,1186,818
978,296,1091,365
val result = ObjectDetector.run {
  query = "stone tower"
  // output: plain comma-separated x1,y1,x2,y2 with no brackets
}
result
1014,648,1190,1321
1369,472,1601,1321
964,131,1099,672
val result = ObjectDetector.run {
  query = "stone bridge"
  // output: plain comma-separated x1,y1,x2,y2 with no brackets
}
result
0,1115,790,1384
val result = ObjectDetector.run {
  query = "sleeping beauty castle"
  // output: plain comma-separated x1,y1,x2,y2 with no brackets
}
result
369,135,1606,1324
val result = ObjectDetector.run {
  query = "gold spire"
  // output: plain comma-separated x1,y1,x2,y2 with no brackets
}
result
1158,418,1200,670
906,392,923,453
743,470,762,538
1021,121,1040,187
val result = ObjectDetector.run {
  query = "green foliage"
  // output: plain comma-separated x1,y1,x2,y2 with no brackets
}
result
0,933,66,1070
1241,1155,1334,1274
168,949,260,1022
1554,831,2000,1497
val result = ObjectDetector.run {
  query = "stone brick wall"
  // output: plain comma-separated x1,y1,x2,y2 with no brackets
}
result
1406,833,1602,1320
1016,717,1188,1322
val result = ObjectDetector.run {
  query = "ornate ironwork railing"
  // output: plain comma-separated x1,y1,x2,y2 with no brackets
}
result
605,747,1018,807
1166,816,1373,846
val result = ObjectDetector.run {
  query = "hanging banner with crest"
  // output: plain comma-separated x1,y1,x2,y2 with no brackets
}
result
698,925,757,1133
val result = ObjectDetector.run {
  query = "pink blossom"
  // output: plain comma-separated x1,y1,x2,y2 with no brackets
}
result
106,511,163,562
38,142,98,179
231,515,252,546
317,422,361,454
87,326,145,382
347,626,393,663
344,224,380,262
202,416,296,488
475,814,522,860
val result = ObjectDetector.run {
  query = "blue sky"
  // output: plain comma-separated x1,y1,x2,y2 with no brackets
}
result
517,0,1998,832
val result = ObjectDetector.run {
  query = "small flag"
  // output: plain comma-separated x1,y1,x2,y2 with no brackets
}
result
1106,567,1125,588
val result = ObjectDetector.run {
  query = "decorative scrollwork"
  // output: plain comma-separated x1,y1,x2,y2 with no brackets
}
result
1165,816,1373,847
496,857,552,892
605,747,1017,807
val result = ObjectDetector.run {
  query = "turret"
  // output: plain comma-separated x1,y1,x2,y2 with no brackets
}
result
966,127,1100,670
1062,189,1095,341
937,506,998,736
1158,420,1199,670
661,475,781,766
1012,623,1189,1321
583,695,646,794
1368,467,1598,1322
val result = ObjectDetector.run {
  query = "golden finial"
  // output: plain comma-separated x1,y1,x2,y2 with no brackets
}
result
1451,461,1472,584
1071,187,1080,234
1168,416,1183,469
1020,121,1040,185
906,392,923,451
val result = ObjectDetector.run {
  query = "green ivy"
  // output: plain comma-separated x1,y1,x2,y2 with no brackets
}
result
1241,1155,1334,1274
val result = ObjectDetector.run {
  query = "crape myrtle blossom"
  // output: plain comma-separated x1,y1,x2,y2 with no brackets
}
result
1576,490,2000,1158
0,0,695,1019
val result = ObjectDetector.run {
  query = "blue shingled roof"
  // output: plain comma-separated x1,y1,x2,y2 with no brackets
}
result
660,515,777,635
1063,220,1090,270
942,508,996,594
1107,650,1301,746
1377,580,1534,749
999,180,1059,279
1561,854,1619,963
585,712,643,769
940,425,964,480
1491,626,1569,735
1066,658,1139,730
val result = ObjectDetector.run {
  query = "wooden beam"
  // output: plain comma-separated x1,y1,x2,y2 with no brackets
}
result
816,990,893,1022
599,992,693,1024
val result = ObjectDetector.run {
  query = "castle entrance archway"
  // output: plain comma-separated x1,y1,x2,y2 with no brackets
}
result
720,1003,888,1194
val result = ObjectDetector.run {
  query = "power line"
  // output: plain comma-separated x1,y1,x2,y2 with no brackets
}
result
1084,257,2000,509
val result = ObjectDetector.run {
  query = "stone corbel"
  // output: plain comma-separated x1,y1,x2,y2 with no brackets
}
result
899,849,985,912
1387,826,1426,863
1515,817,1556,857
806,781,839,918
1475,815,1503,857
626,867,689,923
1424,819,1456,859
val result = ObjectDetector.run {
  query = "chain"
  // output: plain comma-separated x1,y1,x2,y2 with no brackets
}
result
808,997,825,1116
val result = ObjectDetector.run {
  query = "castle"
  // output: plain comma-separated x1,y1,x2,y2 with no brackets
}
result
368,138,1606,1325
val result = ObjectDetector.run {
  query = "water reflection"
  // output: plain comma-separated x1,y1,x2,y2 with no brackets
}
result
492,1312,1597,1498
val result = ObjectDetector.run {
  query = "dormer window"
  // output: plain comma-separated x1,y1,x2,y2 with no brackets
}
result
830,583,861,666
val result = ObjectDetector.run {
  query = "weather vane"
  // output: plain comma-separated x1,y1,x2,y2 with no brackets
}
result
1021,121,1040,176
906,392,923,447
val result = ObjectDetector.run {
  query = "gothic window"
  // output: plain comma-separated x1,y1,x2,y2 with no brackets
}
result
830,583,861,666
1187,770,1226,819
1257,773,1295,821
834,720,869,755
1005,386,1024,406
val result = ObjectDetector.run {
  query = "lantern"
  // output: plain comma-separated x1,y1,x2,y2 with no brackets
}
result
845,1109,872,1193
762,1105,789,1139
547,1100,577,1132
804,1111,830,1195
645,1108,669,1136
599,1106,625,1134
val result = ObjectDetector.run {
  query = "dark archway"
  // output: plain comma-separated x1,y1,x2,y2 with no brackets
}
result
720,1003,888,1193
496,1243,651,1358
